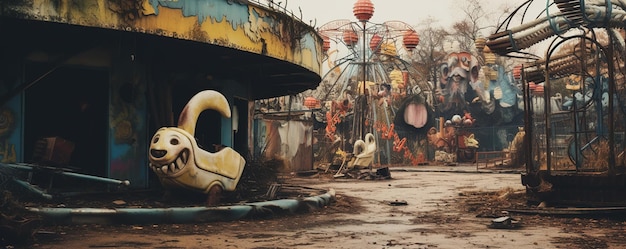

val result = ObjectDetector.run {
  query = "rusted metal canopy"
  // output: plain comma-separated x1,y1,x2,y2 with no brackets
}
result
1,18,321,100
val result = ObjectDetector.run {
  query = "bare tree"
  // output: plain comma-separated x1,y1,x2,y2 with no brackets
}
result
410,17,449,84
452,0,514,53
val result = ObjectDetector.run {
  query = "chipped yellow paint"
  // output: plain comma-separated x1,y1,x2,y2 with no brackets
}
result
134,8,198,36
142,0,157,16
4,0,322,75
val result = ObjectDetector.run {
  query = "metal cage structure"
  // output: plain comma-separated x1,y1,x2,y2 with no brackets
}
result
487,0,626,205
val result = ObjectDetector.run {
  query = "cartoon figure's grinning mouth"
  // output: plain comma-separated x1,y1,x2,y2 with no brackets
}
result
149,149,190,175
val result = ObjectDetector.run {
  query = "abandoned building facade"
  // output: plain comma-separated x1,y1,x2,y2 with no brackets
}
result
0,0,323,189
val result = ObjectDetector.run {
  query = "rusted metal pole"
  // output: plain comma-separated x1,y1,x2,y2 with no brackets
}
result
361,21,367,140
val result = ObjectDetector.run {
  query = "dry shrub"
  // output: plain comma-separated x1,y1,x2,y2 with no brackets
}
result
460,187,527,218
583,139,610,171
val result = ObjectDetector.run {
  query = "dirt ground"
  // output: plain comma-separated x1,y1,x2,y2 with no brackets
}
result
8,168,626,249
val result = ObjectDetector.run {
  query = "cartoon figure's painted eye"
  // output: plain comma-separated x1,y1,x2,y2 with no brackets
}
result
440,64,449,77
153,137,159,143
170,138,179,145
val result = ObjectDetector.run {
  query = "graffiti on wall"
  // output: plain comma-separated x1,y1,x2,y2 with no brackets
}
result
109,61,148,188
432,49,524,156
436,51,522,126
0,106,18,163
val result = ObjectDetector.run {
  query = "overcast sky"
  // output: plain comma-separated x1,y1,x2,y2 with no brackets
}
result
285,0,548,33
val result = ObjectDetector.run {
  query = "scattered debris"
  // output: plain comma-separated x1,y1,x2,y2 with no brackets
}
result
488,216,521,229
508,206,626,217
333,155,350,178
386,200,408,206
0,190,42,247
112,200,127,205
265,183,281,199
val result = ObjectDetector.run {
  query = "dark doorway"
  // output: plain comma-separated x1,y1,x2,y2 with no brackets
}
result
24,65,109,177
172,87,223,152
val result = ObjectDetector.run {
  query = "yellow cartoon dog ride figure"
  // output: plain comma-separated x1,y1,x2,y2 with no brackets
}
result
148,90,245,205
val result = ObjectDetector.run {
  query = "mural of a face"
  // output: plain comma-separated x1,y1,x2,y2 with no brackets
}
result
394,93,433,133
438,52,480,114
403,102,428,128
148,90,245,195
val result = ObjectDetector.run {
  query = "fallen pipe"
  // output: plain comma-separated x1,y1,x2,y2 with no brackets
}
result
11,178,53,200
58,171,130,186
0,163,130,186
26,188,336,225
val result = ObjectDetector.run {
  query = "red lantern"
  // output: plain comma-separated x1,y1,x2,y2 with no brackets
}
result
369,34,382,52
534,85,544,95
402,71,409,85
528,82,536,91
403,30,420,51
304,97,319,109
513,65,522,79
353,0,374,22
343,30,359,47
321,35,331,52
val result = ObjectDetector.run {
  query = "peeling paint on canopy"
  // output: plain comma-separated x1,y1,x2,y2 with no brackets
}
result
146,0,248,28
1,0,322,75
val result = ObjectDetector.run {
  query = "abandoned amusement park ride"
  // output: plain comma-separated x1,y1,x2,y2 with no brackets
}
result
4,0,626,241
305,0,626,206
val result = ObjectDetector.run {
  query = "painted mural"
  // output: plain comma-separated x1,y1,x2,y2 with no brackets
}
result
1,0,322,75
430,47,524,162
0,65,22,164
110,60,148,188
0,97,21,164
436,48,523,128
